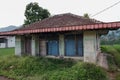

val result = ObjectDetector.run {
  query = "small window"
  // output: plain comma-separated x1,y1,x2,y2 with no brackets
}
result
0,38,6,43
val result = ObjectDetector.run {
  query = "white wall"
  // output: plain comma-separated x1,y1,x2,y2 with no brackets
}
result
83,31,97,63
0,36,15,48
0,43,6,48
15,36,21,56
7,36,15,48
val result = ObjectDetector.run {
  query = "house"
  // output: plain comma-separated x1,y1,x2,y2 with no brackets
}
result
0,13,120,63
0,26,17,48
0,36,15,48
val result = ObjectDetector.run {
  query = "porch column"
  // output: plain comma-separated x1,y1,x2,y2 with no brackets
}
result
31,35,39,56
35,36,40,56
83,31,97,63
40,40,46,56
15,36,22,56
59,34,65,56
96,33,101,56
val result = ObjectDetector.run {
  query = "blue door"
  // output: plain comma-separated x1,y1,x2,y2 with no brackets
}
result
65,35,76,56
65,34,83,56
47,40,59,56
77,35,83,56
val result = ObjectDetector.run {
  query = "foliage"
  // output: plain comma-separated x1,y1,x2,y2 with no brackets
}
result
0,56,108,80
101,45,120,68
42,63,108,80
106,54,117,72
115,72,120,80
83,13,89,18
0,56,75,80
101,30,120,45
24,2,50,25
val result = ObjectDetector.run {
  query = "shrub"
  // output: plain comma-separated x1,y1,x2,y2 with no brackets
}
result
115,72,120,80
0,56,75,80
0,56,108,80
101,45,120,68
41,63,108,80
107,55,117,72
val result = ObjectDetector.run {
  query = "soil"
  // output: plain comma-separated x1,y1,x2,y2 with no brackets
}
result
97,53,108,69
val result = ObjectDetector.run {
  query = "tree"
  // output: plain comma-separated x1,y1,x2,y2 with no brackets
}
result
83,13,90,18
24,2,50,25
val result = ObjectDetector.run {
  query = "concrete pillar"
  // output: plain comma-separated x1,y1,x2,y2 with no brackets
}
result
40,40,46,56
15,36,22,56
21,37,25,54
31,35,40,56
59,34,65,56
35,36,40,56
96,33,101,55
31,35,36,56
83,31,97,63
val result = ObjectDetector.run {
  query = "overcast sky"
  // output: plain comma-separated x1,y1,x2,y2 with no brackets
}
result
0,0,120,28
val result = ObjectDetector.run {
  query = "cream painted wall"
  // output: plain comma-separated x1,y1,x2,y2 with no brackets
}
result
31,35,40,56
83,31,97,63
15,36,21,56
59,34,64,56
0,43,6,48
40,40,46,56
31,35,36,56
7,36,15,48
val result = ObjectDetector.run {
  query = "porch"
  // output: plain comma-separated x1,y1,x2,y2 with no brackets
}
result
15,31,101,63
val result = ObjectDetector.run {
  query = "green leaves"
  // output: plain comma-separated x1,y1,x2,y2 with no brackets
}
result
24,2,50,25
0,56,108,80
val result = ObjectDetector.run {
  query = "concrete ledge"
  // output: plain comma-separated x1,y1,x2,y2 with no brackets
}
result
46,56,83,60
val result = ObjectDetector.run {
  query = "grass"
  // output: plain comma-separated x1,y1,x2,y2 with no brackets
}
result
0,56,108,80
0,48,14,57
115,72,120,80
0,48,108,80
101,45,120,68
101,45,120,80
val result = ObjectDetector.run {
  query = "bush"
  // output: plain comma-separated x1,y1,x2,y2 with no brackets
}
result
0,56,108,80
115,72,120,80
0,56,75,80
107,55,117,72
41,63,108,80
101,45,120,68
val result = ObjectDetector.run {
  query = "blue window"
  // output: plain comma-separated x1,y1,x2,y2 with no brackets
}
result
47,40,59,56
65,35,76,56
65,34,83,56
47,35,59,56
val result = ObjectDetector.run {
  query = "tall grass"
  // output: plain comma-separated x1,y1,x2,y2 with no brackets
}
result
0,48,108,80
101,45,120,68
0,56,108,80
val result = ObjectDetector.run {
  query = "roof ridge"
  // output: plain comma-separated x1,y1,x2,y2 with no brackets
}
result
24,13,102,27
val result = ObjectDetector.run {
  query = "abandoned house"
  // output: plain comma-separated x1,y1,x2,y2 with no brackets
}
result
0,13,120,63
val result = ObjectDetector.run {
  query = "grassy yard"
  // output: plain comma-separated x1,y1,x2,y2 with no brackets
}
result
0,56,107,80
0,48,14,57
0,48,108,80
101,45,120,80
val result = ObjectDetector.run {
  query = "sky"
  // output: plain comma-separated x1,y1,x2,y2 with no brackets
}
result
0,0,120,28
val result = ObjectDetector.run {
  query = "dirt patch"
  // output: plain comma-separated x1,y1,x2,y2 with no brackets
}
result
97,53,108,69
0,76,13,80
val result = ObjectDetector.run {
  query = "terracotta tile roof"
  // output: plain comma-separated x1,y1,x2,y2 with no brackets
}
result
0,21,120,36
0,13,120,35
18,13,102,30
